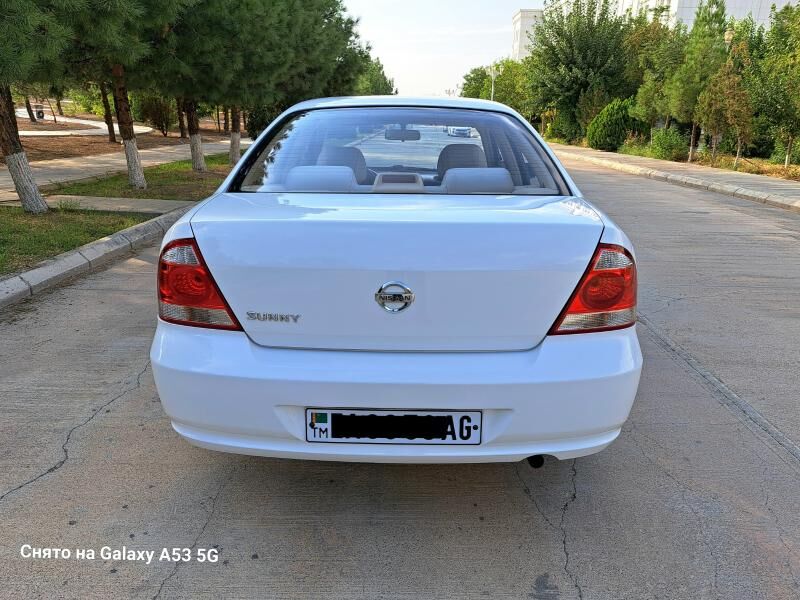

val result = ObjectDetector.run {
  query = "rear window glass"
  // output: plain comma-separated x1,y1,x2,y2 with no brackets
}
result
234,107,566,195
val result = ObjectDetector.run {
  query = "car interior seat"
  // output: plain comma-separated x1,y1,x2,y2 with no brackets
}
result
316,146,370,184
436,144,487,181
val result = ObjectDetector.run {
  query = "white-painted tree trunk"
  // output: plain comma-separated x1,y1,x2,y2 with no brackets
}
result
229,132,241,166
6,152,48,213
190,133,206,171
123,139,147,189
734,138,742,170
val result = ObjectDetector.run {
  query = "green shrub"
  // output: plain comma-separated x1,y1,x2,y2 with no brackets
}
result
618,134,650,157
547,110,582,143
650,127,688,161
586,98,641,151
769,139,800,165
67,86,105,118
133,94,176,136
245,104,286,139
717,130,738,155
748,115,775,158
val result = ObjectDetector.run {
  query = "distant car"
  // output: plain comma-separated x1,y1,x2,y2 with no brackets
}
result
151,96,642,464
447,126,472,137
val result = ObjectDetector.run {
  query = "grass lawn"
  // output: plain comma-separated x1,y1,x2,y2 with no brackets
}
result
49,153,233,201
0,206,148,276
692,153,800,180
616,140,800,181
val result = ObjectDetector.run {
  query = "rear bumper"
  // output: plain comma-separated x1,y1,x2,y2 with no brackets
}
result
150,321,642,463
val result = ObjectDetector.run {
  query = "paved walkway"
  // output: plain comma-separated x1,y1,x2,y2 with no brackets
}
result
0,139,246,202
551,143,800,212
15,108,152,137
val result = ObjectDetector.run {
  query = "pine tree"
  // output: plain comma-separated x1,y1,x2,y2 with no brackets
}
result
696,73,727,162
664,0,728,161
355,58,396,95
222,0,365,164
98,82,116,143
628,17,687,131
63,0,191,188
0,0,73,213
723,39,755,168
752,5,800,167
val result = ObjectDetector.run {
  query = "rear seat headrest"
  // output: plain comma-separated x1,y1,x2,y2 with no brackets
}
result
284,165,357,192
317,146,368,183
437,144,487,179
441,168,514,195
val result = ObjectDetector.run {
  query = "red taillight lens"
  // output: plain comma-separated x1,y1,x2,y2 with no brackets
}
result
550,243,637,334
157,239,241,330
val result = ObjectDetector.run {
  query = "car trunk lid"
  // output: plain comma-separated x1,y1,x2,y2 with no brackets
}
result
190,192,604,351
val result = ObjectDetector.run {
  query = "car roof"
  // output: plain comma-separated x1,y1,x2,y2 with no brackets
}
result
288,96,519,116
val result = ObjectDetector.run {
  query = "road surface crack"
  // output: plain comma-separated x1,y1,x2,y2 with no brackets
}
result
514,464,559,530
152,464,238,599
0,361,150,505
515,461,584,598
628,426,721,594
559,460,583,600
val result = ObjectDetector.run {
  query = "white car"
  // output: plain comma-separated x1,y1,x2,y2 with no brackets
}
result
447,125,472,137
151,96,642,464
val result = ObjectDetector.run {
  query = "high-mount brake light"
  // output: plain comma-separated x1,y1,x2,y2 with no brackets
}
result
550,243,637,334
157,238,242,331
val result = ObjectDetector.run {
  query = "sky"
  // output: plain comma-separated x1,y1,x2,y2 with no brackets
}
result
343,0,545,97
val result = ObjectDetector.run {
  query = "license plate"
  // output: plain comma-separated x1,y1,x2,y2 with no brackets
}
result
305,409,482,445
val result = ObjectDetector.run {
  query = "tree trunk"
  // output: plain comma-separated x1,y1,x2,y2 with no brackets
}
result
214,105,221,132
45,97,57,123
0,85,48,213
688,122,697,163
111,64,146,189
98,82,116,143
734,137,742,169
229,105,241,166
176,97,187,139
55,97,64,116
24,97,37,122
785,137,793,168
664,115,671,129
223,106,229,134
242,110,247,130
184,98,206,172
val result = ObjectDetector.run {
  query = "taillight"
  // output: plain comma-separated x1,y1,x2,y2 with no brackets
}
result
157,238,241,330
550,243,637,334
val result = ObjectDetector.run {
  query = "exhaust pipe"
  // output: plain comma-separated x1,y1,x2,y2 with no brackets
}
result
526,455,545,469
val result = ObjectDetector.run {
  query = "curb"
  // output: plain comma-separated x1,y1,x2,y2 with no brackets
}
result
555,150,800,215
0,206,190,310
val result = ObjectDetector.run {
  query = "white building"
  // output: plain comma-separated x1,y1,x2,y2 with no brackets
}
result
543,0,794,28
511,9,544,60
618,0,792,26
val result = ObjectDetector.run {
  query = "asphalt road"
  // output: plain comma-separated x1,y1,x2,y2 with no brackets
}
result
1,159,799,599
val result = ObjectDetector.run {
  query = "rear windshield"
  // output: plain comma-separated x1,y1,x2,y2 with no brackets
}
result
233,107,567,195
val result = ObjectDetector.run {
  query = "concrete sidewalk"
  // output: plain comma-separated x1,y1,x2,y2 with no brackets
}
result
0,139,246,202
10,195,195,215
551,143,800,213
14,108,153,137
